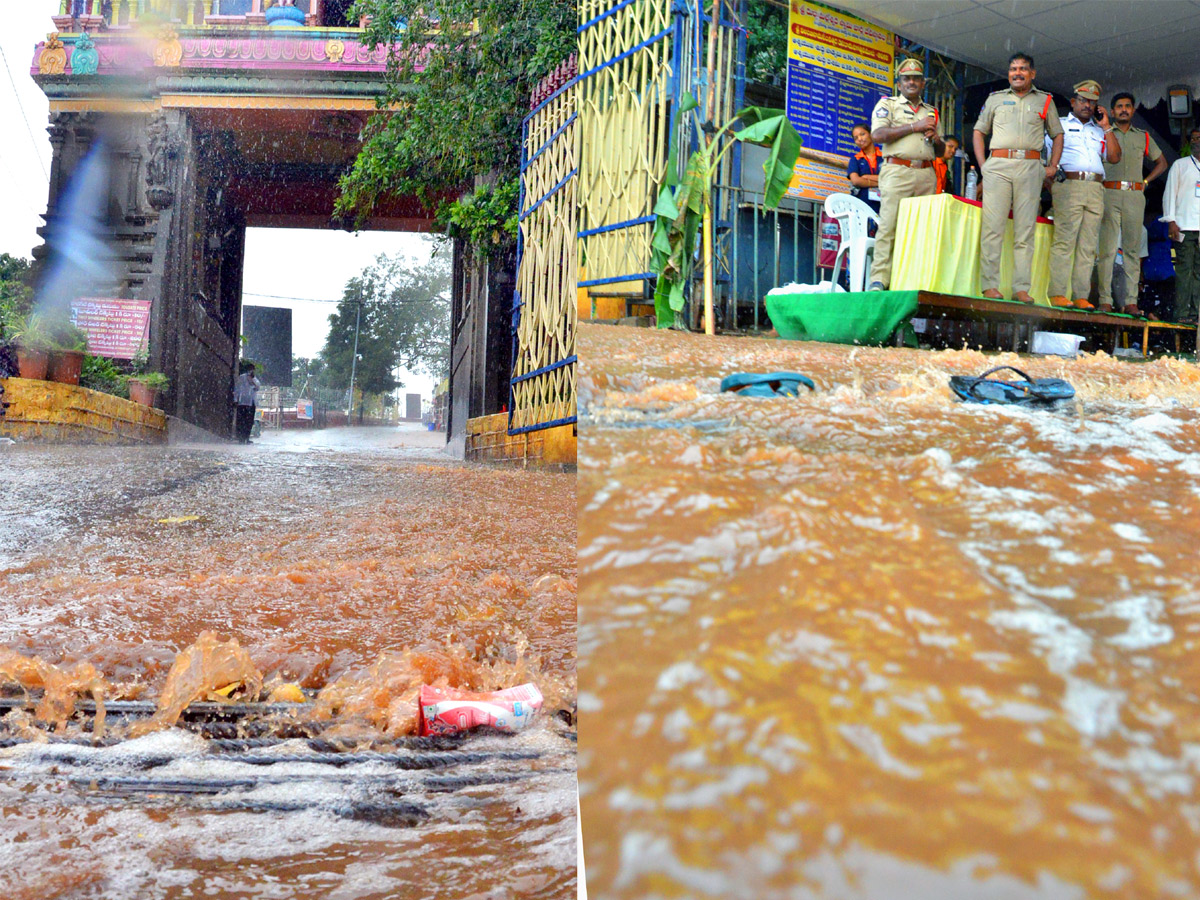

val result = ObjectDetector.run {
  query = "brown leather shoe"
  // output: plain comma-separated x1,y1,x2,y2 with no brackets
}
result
1073,298,1095,310
1123,306,1144,317
1013,291,1036,304
1097,303,1115,312
982,289,1004,299
1049,295,1072,307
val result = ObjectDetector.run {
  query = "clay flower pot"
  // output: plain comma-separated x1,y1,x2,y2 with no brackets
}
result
16,347,50,380
128,379,159,408
48,349,85,386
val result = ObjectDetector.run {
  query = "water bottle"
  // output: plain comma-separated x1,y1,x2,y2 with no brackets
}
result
965,168,978,200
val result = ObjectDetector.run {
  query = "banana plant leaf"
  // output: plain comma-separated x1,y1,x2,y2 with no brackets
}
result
648,104,801,328
731,107,804,209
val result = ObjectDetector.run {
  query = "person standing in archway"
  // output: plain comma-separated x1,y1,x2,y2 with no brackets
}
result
233,361,261,444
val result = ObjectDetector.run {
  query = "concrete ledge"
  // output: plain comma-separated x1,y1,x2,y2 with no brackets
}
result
0,378,167,444
167,414,228,445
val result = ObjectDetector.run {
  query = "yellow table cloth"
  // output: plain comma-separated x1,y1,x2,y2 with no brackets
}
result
889,193,1054,305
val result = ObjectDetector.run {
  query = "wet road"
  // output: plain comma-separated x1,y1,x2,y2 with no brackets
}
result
578,322,1200,900
0,424,577,900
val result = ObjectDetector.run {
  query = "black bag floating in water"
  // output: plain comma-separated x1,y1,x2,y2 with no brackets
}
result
720,372,816,398
949,365,1075,405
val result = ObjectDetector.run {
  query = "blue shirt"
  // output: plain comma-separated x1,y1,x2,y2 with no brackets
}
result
847,150,881,213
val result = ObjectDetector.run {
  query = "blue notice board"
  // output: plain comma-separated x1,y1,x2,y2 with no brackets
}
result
787,59,888,159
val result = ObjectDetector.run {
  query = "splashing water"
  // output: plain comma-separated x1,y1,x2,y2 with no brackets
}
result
579,322,1200,900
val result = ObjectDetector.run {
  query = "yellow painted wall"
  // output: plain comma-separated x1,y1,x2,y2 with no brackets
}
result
465,413,576,467
0,378,167,444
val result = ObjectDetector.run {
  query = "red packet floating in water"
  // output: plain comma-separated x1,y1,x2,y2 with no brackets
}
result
418,683,543,736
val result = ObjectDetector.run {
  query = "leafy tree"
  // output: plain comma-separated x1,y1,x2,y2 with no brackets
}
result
0,254,35,334
336,0,575,251
319,253,451,397
747,0,787,85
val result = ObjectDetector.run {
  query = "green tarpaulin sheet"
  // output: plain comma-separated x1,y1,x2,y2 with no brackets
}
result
766,289,919,344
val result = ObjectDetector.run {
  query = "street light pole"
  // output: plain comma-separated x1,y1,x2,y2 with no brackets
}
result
346,296,361,418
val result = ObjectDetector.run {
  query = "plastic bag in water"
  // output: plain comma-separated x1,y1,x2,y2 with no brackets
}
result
418,683,544,736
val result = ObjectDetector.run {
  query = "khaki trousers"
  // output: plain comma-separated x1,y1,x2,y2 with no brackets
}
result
980,156,1042,293
868,163,936,288
1177,232,1200,319
1048,180,1104,299
1097,188,1146,307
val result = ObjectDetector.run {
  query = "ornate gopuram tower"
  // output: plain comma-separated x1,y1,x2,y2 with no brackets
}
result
31,1,431,436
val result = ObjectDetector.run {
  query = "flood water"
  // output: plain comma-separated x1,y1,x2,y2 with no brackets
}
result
0,426,576,899
578,322,1200,899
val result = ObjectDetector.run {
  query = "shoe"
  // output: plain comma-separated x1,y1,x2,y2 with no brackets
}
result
981,289,1004,299
1049,295,1072,308
1013,291,1036,304
1122,306,1144,317
867,282,885,292
1073,298,1094,310
1097,303,1115,313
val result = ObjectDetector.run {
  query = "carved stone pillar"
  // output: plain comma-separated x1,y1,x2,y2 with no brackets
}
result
46,113,70,217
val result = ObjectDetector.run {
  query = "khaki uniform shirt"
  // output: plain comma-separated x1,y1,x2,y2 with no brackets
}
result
1103,125,1163,182
975,86,1063,151
872,95,940,160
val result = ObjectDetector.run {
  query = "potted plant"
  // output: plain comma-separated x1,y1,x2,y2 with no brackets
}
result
127,370,169,407
46,318,89,386
3,311,55,380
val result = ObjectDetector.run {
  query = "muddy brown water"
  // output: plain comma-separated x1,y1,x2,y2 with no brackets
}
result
0,429,576,899
578,322,1200,899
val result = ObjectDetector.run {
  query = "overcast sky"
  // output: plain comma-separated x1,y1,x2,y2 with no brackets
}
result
0,2,438,398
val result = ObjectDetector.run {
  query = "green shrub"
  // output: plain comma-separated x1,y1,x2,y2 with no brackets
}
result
80,354,129,398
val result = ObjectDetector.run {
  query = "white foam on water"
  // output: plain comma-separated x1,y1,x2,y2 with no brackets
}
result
1062,677,1125,739
837,724,921,779
1128,412,1180,434
899,722,963,746
655,660,706,692
661,764,769,810
794,843,1088,900
614,831,737,895
767,629,850,670
1105,595,1174,649
1111,523,1152,543
989,607,1094,673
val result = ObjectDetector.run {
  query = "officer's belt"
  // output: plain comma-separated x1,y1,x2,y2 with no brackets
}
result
1103,180,1144,191
989,149,1041,160
1061,172,1104,182
883,157,933,169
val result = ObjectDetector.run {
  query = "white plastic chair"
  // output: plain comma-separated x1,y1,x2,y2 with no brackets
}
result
823,193,880,293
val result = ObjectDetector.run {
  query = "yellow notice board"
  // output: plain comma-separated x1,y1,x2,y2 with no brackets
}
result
786,158,853,202
785,2,895,200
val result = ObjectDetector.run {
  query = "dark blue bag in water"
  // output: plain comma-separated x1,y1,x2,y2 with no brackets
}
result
949,365,1075,405
720,372,816,398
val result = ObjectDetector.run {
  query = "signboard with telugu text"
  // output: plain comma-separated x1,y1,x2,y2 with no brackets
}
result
70,298,151,359
785,2,894,200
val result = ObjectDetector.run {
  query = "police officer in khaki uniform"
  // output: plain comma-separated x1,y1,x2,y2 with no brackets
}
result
1046,80,1120,309
866,57,943,291
1095,91,1168,313
973,52,1063,303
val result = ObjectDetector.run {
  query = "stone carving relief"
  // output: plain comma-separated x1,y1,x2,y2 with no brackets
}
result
145,115,180,211
154,27,183,68
70,32,100,76
39,34,67,75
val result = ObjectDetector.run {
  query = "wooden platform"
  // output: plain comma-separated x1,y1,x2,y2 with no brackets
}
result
910,291,1198,354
